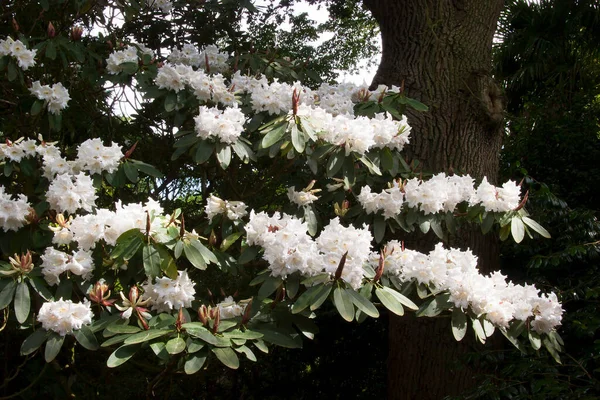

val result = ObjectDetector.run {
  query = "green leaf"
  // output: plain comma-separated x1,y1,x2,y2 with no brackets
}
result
129,159,164,178
212,347,239,369
142,244,161,279
183,241,207,270
416,293,451,317
373,214,386,243
107,344,139,368
291,285,322,314
20,329,48,355
405,97,429,111
164,92,177,112
481,212,495,234
543,337,561,364
124,329,172,345
290,123,305,153
522,217,551,238
74,325,99,350
326,150,345,177
511,217,525,243
123,161,139,183
304,205,318,236
472,318,486,344
220,232,243,252
45,41,57,60
193,140,214,164
45,333,65,362
234,345,257,361
261,122,288,148
430,219,444,240
216,144,232,169
528,330,542,350
222,329,264,340
451,308,467,341
310,284,332,311
7,61,17,81
166,337,186,354
254,328,301,349
28,277,53,301
254,339,269,353
333,286,354,322
111,229,144,261
0,280,16,309
14,281,30,324
182,324,220,346
419,220,431,234
382,286,418,310
344,287,379,318
31,100,44,116
258,276,282,299
184,350,208,374
106,322,142,334
375,287,404,316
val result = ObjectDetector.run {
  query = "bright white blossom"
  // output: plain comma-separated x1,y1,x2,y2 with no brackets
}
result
29,81,70,114
37,299,93,336
143,271,196,312
287,186,319,206
217,296,245,319
0,37,36,70
0,186,30,232
46,173,97,214
205,195,248,222
74,138,123,175
40,247,94,285
194,106,246,144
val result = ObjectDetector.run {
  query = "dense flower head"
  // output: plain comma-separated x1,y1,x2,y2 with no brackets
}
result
359,174,521,218
37,299,93,336
143,271,196,312
106,45,138,74
40,247,94,285
0,186,30,232
198,45,229,73
46,172,97,214
373,242,563,333
30,81,70,114
0,37,36,70
168,43,202,66
74,138,123,175
217,296,245,319
287,186,319,206
246,212,372,288
205,195,248,222
194,105,246,144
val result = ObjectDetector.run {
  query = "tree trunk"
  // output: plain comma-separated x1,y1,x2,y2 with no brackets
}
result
362,1,505,399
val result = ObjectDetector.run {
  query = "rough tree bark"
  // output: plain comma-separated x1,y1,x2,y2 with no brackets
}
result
362,1,505,399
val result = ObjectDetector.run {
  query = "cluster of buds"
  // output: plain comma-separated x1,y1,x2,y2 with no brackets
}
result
197,304,221,333
115,286,152,330
1,251,34,276
88,280,115,307
334,200,350,217
70,26,83,41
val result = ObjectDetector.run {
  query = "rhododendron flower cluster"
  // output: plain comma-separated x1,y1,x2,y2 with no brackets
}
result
46,173,97,214
74,138,123,175
0,186,30,232
106,44,154,74
373,242,563,333
37,299,93,336
358,173,521,218
287,186,319,206
205,195,248,222
143,271,196,312
29,81,70,114
245,212,372,289
217,296,246,319
0,37,36,70
40,247,94,285
194,106,246,144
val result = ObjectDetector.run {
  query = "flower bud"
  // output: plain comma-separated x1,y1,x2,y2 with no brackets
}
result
198,305,209,325
71,26,83,41
47,22,56,38
12,18,19,32
9,251,33,274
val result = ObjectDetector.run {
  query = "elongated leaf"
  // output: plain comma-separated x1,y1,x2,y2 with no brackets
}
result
345,287,379,318
258,276,282,299
234,345,257,361
212,347,239,369
326,150,344,177
0,280,16,309
528,330,542,350
45,333,65,362
333,286,354,322
373,214,386,244
290,124,305,153
522,216,551,238
185,349,208,374
143,244,161,279
451,308,467,341
124,329,172,345
291,285,322,314
21,329,48,355
375,287,404,316
216,144,231,169
382,287,418,310
309,284,332,311
74,325,99,350
254,328,301,349
182,324,220,346
511,217,525,243
191,239,218,264
183,241,206,270
28,277,52,301
220,232,243,252
472,318,486,344
106,322,142,334
111,229,144,261
14,281,30,324
193,140,214,164
107,344,139,368
261,122,288,148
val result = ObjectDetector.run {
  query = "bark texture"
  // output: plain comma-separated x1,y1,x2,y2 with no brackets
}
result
362,1,505,399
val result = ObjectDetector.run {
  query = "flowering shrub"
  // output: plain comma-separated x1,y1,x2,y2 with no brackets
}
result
0,1,563,383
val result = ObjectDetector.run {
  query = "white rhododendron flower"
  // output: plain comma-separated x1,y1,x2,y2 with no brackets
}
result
194,105,246,144
0,186,30,232
106,45,138,74
205,195,248,222
372,242,563,333
74,138,123,175
217,296,245,319
0,37,36,70
143,271,196,312
287,186,319,206
29,81,70,114
40,247,94,285
46,173,97,214
37,299,93,336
